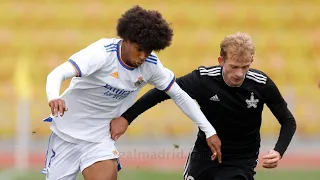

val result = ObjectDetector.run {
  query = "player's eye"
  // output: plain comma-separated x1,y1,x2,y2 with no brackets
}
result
137,46,144,52
242,66,249,69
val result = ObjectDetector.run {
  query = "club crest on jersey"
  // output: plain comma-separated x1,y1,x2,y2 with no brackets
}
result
245,92,259,108
112,150,118,156
134,76,144,87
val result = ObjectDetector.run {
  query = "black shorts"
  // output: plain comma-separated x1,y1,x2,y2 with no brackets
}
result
183,152,258,180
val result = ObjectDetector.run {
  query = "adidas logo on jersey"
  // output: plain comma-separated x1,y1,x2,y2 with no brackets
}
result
110,72,119,79
210,95,220,101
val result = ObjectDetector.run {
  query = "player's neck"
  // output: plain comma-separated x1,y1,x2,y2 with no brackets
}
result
118,41,136,69
119,41,128,64
119,41,123,61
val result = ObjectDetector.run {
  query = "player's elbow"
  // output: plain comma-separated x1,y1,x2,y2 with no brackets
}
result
283,117,297,134
46,71,55,84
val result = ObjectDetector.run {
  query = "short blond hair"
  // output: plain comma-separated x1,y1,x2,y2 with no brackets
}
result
220,32,255,62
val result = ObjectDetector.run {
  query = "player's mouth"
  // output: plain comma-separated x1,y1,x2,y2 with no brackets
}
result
233,77,242,82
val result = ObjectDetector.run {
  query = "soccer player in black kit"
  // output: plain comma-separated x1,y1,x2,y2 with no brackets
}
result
110,32,297,180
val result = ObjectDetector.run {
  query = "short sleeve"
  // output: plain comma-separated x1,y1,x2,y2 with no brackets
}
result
144,54,175,91
150,67,175,91
68,39,108,77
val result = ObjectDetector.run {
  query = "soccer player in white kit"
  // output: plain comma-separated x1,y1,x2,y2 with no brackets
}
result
43,5,221,180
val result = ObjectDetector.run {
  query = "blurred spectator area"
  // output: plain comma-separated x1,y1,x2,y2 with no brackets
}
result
0,0,319,139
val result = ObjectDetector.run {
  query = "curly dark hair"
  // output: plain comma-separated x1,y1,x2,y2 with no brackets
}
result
117,5,173,52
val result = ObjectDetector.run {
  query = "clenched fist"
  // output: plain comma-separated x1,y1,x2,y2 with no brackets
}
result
262,149,281,168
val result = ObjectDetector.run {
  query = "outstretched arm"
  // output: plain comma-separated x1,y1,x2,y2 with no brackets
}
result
122,70,202,124
111,70,222,162
165,82,216,138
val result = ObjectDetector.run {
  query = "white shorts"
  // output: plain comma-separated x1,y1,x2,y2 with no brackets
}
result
42,132,121,180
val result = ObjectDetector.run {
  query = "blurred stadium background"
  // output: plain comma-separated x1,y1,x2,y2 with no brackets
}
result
1,0,320,179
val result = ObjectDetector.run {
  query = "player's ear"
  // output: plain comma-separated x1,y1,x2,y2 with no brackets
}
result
123,39,130,44
251,55,254,63
218,56,224,66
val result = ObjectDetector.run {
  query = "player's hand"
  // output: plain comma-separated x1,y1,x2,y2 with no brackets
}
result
262,149,281,168
48,98,67,117
206,134,222,163
110,116,129,141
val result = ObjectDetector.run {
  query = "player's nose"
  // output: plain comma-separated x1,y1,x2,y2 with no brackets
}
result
235,69,244,78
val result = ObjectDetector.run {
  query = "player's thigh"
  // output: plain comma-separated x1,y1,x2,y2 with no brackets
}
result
185,171,213,180
183,155,213,180
82,159,117,180
44,133,81,180
80,138,120,180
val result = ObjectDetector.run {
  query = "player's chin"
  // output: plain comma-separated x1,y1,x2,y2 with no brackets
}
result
231,80,243,86
127,64,137,68
135,63,142,67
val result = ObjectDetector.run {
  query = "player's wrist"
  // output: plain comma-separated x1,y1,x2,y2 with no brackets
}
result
48,97,60,103
47,94,61,102
120,115,133,125
273,149,282,159
204,128,217,138
273,147,283,158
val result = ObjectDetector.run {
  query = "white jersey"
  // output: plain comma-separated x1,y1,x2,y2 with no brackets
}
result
48,38,175,143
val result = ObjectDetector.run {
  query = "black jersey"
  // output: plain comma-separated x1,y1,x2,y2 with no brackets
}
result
122,65,296,160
